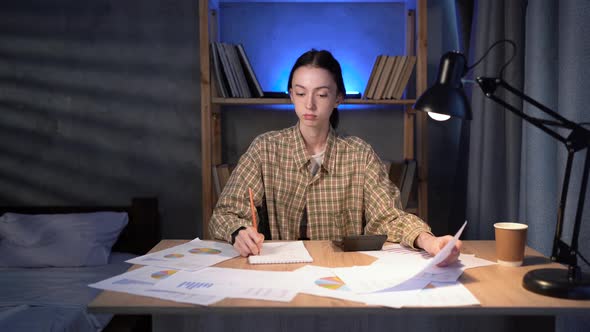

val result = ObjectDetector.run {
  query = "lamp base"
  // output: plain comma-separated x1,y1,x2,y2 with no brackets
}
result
523,268,590,299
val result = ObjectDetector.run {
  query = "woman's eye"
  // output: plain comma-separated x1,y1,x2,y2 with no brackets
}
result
318,94,328,98
296,93,305,97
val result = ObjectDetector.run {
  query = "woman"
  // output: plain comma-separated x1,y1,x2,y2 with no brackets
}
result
209,49,461,265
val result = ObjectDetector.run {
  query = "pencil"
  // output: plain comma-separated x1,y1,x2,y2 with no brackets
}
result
248,187,258,229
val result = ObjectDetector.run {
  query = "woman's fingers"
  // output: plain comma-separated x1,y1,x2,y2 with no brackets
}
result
233,227,265,257
436,239,462,267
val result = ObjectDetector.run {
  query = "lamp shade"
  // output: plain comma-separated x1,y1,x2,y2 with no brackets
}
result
414,51,472,120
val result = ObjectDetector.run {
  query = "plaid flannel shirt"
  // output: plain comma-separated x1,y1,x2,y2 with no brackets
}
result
209,124,431,248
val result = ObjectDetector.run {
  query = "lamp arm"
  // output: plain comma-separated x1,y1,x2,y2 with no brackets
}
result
476,77,572,145
495,79,579,129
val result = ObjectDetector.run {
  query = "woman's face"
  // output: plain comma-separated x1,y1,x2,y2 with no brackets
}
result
290,65,342,130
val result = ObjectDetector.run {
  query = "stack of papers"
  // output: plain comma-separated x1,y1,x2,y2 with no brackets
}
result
90,221,496,307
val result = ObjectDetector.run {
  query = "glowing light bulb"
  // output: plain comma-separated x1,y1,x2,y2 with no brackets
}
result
428,112,451,121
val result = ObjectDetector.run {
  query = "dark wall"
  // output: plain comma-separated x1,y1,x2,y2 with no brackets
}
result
0,1,459,240
0,0,202,239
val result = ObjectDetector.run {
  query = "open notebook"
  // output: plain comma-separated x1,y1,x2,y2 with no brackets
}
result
248,241,313,265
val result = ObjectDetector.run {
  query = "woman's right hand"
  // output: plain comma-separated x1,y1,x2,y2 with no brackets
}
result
233,226,265,257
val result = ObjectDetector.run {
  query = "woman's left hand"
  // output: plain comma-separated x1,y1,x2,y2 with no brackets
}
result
416,233,462,267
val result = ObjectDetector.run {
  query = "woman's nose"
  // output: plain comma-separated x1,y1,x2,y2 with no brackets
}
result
305,95,315,109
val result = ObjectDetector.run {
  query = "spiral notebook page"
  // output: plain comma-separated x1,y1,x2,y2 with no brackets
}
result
248,241,313,265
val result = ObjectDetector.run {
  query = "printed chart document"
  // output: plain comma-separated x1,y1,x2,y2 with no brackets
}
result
152,267,305,302
363,281,480,308
89,266,224,306
334,221,468,293
413,281,480,307
295,265,366,302
126,238,238,271
248,241,313,265
295,265,429,305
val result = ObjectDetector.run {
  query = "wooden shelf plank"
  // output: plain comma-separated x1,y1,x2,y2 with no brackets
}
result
211,98,417,105
218,0,411,3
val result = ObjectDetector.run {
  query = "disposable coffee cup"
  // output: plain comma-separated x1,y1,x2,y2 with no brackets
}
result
494,222,528,267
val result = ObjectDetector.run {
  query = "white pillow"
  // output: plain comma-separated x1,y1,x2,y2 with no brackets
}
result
0,211,128,267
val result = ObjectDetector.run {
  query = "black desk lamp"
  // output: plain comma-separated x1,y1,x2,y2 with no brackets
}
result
414,41,590,299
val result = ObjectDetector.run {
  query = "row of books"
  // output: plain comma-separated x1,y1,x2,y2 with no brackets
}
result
210,42,264,98
363,55,416,100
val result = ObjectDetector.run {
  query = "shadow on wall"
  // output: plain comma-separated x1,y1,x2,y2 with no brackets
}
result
0,0,202,238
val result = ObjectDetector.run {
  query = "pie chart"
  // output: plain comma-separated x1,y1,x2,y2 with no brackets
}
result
164,253,184,258
189,248,222,254
151,270,177,279
314,276,349,291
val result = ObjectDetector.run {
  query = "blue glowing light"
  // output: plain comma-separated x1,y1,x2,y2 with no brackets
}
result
219,2,406,97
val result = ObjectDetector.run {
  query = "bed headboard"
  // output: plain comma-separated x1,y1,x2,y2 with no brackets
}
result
0,197,160,255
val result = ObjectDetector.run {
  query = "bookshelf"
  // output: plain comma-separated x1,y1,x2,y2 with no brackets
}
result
199,0,429,239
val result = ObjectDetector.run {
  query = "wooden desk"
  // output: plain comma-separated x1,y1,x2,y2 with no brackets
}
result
89,240,590,332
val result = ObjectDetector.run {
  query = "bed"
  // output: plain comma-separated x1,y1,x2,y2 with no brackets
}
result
0,197,160,332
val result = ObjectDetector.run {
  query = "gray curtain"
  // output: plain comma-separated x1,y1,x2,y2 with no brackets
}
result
465,0,525,240
464,0,590,330
518,0,559,260
522,1,590,331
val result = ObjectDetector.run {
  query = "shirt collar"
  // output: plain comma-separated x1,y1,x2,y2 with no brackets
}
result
291,123,337,174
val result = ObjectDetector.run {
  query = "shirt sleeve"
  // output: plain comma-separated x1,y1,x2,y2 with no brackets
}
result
209,138,263,243
361,148,432,249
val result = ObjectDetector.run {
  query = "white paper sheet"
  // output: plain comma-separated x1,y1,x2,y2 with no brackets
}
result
332,262,428,294
361,243,432,262
88,266,224,306
363,245,464,283
407,281,480,307
457,253,497,270
248,241,313,264
125,238,238,271
333,221,468,293
360,285,428,308
417,253,497,282
151,267,304,302
363,281,479,308
365,282,480,308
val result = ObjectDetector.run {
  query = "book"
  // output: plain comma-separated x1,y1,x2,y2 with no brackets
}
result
224,43,252,98
392,56,416,99
386,56,406,99
373,56,396,100
362,55,381,99
365,55,386,99
390,56,408,99
236,44,264,98
215,42,240,97
248,241,313,265
381,56,401,99
210,43,229,98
